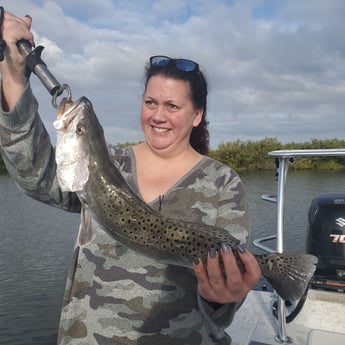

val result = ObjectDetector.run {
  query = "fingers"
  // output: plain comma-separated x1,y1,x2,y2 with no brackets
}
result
193,258,211,300
23,15,32,29
222,245,261,291
193,250,226,303
0,11,34,110
2,11,34,45
193,245,262,304
193,248,238,303
237,248,262,286
206,248,226,289
221,243,242,282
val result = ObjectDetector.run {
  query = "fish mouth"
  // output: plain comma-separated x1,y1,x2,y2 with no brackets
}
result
54,96,91,130
56,97,81,120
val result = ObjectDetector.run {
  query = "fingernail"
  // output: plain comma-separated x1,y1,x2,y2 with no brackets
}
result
236,244,247,254
209,247,217,259
193,257,200,265
221,242,231,252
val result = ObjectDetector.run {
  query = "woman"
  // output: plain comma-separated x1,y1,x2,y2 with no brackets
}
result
0,11,261,345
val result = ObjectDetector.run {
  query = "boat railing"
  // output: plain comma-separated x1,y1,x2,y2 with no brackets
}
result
253,235,276,254
253,148,345,344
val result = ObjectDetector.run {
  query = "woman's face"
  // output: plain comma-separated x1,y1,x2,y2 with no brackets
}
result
141,75,203,155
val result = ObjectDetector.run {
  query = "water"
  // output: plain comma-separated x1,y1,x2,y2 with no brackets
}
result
0,175,80,345
241,170,345,253
1,171,345,344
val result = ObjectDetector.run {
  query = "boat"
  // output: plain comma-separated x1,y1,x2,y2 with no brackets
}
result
225,149,345,345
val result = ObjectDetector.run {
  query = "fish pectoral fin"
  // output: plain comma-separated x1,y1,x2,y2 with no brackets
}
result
78,205,96,246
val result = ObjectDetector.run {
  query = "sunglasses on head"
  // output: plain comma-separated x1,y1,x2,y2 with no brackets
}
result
150,55,199,72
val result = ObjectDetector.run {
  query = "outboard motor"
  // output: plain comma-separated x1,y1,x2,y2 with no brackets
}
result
307,193,345,291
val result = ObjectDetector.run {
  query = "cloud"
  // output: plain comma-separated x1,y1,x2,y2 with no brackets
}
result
2,0,345,148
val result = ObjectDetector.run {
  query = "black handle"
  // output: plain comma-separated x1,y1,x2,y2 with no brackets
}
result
17,39,63,96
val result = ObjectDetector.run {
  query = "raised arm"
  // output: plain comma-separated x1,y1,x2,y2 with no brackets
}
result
0,10,80,212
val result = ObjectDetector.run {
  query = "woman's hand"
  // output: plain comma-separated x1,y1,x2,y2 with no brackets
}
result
0,10,34,110
193,244,261,304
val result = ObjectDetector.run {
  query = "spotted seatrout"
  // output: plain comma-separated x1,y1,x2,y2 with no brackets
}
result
54,96,317,301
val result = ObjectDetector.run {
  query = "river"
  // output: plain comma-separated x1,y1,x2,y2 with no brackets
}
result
1,170,345,344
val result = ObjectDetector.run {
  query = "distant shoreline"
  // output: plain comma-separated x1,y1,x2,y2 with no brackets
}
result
2,137,345,174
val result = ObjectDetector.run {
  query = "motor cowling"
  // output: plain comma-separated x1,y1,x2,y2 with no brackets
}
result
306,193,345,290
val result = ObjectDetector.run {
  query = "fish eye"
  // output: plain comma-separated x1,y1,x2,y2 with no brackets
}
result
76,124,86,135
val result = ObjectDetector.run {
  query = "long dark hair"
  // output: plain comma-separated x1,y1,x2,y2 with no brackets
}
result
144,60,210,155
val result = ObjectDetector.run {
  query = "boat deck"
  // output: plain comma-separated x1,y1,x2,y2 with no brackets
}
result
226,288,345,345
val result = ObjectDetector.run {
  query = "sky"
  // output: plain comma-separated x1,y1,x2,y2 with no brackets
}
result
2,0,345,148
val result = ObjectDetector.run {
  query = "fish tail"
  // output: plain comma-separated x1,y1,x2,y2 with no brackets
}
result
255,253,318,301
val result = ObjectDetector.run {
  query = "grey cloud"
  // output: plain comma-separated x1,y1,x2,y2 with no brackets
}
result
2,0,345,149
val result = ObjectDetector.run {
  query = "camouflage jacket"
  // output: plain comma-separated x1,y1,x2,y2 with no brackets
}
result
0,85,250,345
